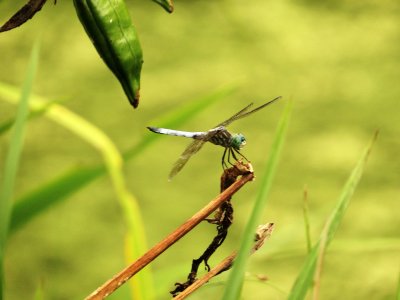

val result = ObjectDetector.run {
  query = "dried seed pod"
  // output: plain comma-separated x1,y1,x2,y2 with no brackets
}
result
73,0,143,108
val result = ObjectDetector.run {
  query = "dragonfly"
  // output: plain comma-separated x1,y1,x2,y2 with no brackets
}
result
147,96,281,180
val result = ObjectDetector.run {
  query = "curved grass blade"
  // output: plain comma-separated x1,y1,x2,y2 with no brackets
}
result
1,83,155,300
288,131,378,300
222,99,292,300
0,42,39,299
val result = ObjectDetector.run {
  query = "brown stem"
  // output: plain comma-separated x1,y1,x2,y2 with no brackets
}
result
85,169,254,300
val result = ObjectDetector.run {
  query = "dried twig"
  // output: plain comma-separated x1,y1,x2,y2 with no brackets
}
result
174,223,275,300
85,163,254,300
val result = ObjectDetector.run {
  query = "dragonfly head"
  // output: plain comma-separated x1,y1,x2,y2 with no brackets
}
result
231,134,246,150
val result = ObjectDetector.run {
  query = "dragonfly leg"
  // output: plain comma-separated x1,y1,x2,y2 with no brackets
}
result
222,147,246,169
224,148,239,167
227,148,235,166
221,148,229,169
233,148,249,162
230,148,238,163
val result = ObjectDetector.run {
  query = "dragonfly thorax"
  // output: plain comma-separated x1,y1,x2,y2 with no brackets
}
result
231,133,246,150
209,128,246,150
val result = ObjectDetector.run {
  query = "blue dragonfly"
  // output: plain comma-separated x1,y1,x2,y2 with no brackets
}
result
147,96,281,180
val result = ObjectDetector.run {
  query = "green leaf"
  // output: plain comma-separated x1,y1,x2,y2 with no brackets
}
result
287,131,378,300
0,41,39,300
74,0,143,108
222,99,292,300
151,0,174,13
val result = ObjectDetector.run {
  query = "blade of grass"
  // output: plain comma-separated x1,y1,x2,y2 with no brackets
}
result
1,81,155,299
0,42,39,300
33,280,45,300
222,99,292,300
397,268,400,300
2,84,155,300
10,165,104,233
303,185,312,253
288,131,378,300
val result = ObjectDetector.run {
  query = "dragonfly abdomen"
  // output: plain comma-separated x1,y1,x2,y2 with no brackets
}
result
147,126,206,139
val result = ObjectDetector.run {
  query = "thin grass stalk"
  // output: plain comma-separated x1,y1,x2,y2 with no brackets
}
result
0,42,39,300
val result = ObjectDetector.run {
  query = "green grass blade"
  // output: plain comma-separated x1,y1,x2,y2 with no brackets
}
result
222,99,292,300
302,186,312,253
10,165,104,233
288,131,378,300
33,281,45,300
2,81,155,300
0,42,39,300
397,268,400,300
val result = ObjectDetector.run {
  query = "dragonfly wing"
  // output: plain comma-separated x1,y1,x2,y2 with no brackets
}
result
216,103,254,128
217,96,281,128
168,139,207,180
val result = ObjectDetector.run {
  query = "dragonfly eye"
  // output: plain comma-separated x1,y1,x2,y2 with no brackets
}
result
232,134,246,149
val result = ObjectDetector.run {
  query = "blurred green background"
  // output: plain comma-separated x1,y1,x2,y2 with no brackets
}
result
0,0,399,299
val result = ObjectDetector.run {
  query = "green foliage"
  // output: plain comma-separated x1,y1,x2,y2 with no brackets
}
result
73,0,143,108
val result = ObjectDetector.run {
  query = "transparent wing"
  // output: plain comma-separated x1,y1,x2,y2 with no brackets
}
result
168,127,223,180
216,103,254,128
217,96,281,128
168,139,207,180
